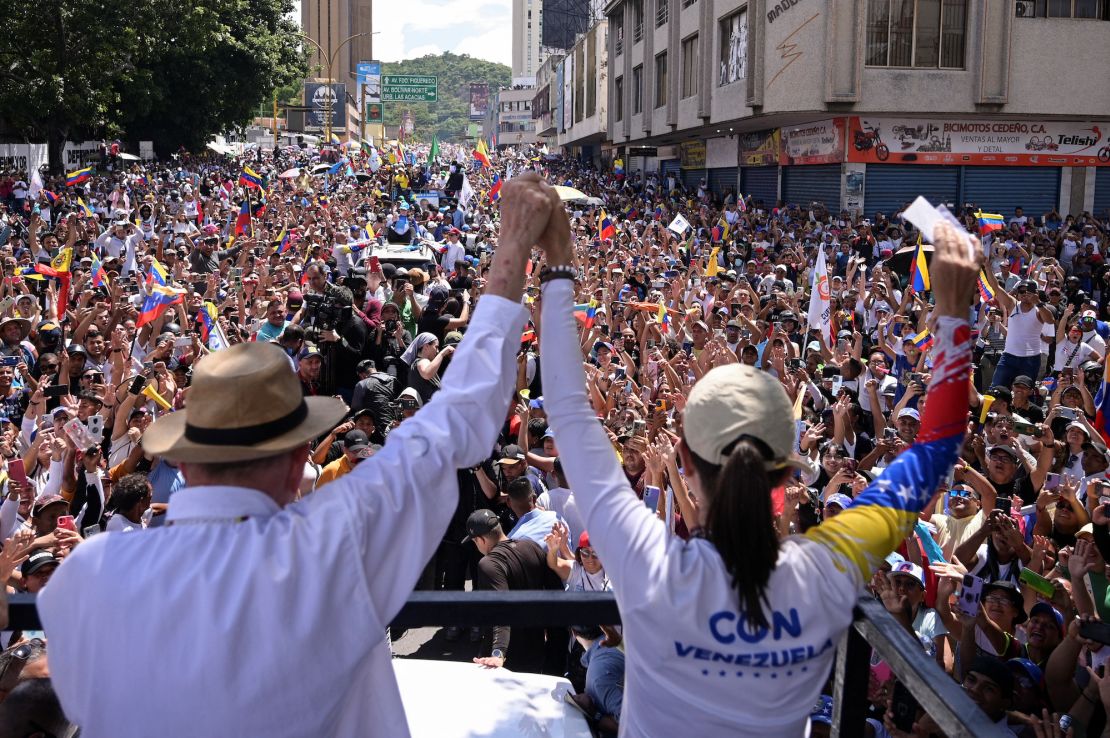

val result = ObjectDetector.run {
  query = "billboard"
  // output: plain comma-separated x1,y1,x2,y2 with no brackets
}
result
469,83,490,120
304,83,346,131
847,116,1110,166
541,0,592,50
739,129,780,167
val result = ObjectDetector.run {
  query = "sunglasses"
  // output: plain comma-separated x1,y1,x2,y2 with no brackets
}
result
949,488,979,500
579,548,599,560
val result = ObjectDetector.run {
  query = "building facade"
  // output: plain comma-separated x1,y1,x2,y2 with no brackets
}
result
600,0,1110,218
489,87,541,148
300,0,373,137
514,0,550,79
557,19,610,165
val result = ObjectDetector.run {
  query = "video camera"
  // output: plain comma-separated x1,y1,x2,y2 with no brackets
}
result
301,293,351,343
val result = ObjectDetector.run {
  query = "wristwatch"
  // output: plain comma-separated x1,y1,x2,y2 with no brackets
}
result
491,648,505,660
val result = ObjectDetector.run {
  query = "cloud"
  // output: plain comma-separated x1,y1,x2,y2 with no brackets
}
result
374,0,512,66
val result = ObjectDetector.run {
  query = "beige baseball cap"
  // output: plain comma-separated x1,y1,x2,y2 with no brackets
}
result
684,364,807,471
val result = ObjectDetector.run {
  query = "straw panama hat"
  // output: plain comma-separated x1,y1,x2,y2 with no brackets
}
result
142,342,346,463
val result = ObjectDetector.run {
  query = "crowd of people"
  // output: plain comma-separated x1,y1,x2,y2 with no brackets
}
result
0,136,1107,737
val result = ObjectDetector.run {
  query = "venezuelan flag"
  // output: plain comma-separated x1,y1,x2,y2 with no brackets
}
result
147,257,169,287
705,247,720,278
136,285,185,328
909,236,930,293
912,328,933,351
1095,380,1110,447
196,301,216,343
657,300,671,330
489,175,502,203
238,167,263,189
90,253,107,288
573,303,592,323
276,229,292,254
806,320,971,585
598,210,616,241
976,210,1005,236
65,166,93,187
583,299,598,330
76,198,94,218
977,270,996,302
623,207,639,221
43,191,59,206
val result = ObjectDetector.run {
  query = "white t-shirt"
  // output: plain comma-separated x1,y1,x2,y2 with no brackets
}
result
1004,304,1045,357
1054,340,1096,371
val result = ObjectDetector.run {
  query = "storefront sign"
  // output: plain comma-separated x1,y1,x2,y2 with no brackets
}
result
780,118,845,165
679,140,707,169
740,129,780,167
847,116,1110,166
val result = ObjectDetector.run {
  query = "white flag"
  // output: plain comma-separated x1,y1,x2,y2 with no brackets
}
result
667,213,691,235
27,169,43,202
459,174,475,210
807,247,831,347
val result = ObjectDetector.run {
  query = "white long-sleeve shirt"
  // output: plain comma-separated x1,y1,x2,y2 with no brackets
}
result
539,280,969,737
39,294,527,738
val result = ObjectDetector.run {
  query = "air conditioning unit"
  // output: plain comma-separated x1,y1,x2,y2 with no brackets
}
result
1015,0,1035,17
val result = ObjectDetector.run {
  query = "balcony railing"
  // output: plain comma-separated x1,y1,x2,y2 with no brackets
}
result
7,592,1009,734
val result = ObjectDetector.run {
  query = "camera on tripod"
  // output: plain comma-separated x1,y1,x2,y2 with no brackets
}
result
301,293,350,343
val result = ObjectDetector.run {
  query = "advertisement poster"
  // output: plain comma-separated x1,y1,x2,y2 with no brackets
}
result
740,129,781,167
780,118,846,165
847,116,1110,166
304,83,346,131
843,163,865,213
469,83,490,120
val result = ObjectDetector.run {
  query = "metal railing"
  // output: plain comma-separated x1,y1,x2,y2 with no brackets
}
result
7,592,1008,734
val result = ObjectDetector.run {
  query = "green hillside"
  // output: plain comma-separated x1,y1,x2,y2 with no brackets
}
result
382,52,510,143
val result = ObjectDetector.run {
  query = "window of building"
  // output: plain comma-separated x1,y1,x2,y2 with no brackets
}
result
866,0,967,68
656,0,669,26
1045,0,1107,16
615,76,624,121
719,9,748,86
654,52,668,107
682,0,697,7
681,35,699,98
632,64,643,113
613,7,625,55
632,0,644,42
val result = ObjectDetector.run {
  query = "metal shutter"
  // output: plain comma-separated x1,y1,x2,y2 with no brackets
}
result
864,165,959,220
960,167,1060,219
781,165,842,212
660,159,681,178
707,167,738,196
1093,168,1110,220
741,166,779,210
681,168,706,191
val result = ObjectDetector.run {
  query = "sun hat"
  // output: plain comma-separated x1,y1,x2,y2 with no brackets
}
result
684,364,808,471
141,342,346,463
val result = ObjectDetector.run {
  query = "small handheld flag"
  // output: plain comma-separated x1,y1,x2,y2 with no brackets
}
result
976,270,996,302
976,210,1005,236
598,210,616,241
238,167,263,189
76,198,94,218
65,166,93,187
912,328,934,352
90,254,107,288
136,285,185,328
909,236,930,293
489,175,502,203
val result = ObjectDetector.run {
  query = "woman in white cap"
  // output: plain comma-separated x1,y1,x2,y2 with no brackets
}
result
536,200,980,736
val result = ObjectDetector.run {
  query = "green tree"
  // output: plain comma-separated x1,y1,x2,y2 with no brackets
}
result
382,52,509,143
0,0,304,169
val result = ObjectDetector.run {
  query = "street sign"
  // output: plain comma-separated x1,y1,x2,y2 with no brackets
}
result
382,75,438,102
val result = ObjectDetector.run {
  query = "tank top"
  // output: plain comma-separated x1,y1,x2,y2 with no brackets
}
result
1004,304,1044,357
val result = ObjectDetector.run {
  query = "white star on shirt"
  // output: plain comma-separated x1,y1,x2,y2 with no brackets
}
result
895,484,917,509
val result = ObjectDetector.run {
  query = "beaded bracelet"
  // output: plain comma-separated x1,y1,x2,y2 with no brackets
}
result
538,265,577,284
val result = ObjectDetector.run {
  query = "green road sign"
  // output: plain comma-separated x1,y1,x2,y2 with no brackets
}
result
382,75,438,102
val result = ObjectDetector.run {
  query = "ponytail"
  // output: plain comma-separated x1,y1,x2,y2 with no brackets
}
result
690,438,785,630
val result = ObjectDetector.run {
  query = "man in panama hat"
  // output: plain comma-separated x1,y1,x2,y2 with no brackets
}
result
37,174,560,738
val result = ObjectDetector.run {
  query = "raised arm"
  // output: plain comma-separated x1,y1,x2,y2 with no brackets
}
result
805,223,979,588
307,175,548,620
